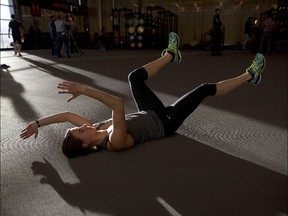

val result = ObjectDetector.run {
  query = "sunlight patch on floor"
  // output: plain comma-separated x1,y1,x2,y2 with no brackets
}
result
157,196,182,216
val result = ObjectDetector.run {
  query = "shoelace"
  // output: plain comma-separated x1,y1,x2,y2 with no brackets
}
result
168,37,177,49
249,60,260,73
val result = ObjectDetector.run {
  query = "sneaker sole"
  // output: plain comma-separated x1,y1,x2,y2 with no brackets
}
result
254,54,266,85
171,33,182,63
172,32,180,47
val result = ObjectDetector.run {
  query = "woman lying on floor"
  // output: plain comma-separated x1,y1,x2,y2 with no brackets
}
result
20,32,266,158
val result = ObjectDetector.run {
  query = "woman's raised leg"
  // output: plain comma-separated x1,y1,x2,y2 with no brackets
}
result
161,53,266,135
128,32,182,111
143,32,182,78
216,53,266,96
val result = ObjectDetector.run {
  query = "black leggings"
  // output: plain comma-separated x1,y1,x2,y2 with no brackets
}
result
128,67,217,136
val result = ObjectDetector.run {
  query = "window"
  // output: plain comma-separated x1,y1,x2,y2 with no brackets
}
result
0,0,15,49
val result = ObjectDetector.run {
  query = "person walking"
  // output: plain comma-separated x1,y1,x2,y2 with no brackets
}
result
8,14,24,57
20,32,266,158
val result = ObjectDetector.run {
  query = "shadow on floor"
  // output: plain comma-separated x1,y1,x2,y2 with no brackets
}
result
31,134,287,216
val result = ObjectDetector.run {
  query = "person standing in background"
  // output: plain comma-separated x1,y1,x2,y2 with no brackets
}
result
67,16,78,54
8,14,24,57
211,8,223,56
55,14,70,58
259,14,276,56
243,17,253,50
99,26,108,51
49,15,57,56
28,25,35,49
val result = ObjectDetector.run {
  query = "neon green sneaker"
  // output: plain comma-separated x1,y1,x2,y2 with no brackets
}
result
161,32,182,63
246,53,266,85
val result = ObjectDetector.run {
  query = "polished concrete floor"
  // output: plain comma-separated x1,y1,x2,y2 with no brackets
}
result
1,48,287,216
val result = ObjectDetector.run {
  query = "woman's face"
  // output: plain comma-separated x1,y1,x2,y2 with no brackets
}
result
70,124,97,145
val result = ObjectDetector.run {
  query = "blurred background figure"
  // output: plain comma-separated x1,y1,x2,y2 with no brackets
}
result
243,17,253,50
259,14,276,55
49,15,56,56
99,26,107,51
55,14,70,58
211,8,223,56
67,15,78,54
8,14,24,57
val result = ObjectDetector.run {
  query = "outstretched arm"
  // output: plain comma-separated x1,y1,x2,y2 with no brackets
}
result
57,81,129,150
57,81,122,107
20,112,92,139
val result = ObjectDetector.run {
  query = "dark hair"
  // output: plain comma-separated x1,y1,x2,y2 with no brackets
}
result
11,14,15,19
215,8,220,13
62,130,94,158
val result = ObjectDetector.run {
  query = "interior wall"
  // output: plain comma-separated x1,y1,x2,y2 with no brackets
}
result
13,0,279,48
88,0,113,41
87,0,99,41
107,0,278,46
101,0,113,33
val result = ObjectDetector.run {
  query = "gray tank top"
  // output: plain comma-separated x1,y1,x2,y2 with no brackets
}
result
95,110,165,145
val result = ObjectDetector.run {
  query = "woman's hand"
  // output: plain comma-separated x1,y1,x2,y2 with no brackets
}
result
57,81,85,102
20,122,39,139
